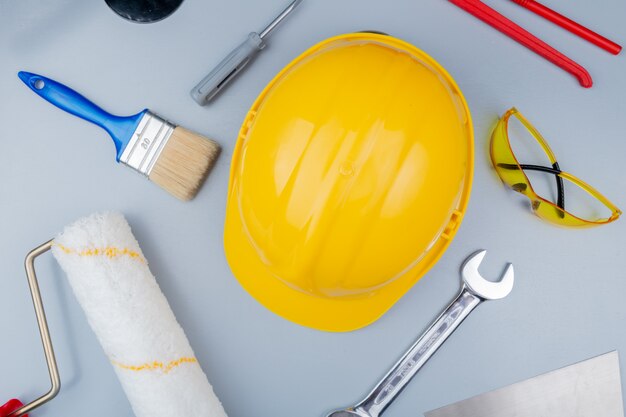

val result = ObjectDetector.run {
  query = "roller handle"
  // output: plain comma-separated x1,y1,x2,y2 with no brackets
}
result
448,0,593,88
510,0,622,55
18,71,145,157
190,32,266,106
1,399,26,417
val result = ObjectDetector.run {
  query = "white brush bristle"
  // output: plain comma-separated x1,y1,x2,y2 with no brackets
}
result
149,127,220,201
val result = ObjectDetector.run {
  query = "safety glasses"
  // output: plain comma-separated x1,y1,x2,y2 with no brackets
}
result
490,108,621,227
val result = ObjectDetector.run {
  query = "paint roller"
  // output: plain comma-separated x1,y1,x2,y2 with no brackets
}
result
2,212,227,417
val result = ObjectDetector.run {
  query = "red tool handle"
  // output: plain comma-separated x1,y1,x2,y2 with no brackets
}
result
0,399,27,417
511,0,622,55
449,0,593,88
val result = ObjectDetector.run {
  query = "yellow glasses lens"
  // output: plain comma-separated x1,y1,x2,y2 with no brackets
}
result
491,113,531,196
490,108,621,227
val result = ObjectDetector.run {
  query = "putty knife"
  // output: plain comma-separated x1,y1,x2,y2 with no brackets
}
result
425,351,624,417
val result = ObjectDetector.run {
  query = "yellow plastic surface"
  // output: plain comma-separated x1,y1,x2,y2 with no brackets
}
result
491,108,621,228
224,33,474,332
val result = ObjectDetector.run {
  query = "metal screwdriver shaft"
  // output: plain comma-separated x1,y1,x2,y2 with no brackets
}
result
190,0,303,106
259,0,302,39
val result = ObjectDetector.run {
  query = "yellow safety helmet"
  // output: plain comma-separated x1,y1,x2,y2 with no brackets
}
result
224,33,473,332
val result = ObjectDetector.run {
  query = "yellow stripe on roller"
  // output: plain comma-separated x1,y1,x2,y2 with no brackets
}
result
53,242,145,263
111,357,198,374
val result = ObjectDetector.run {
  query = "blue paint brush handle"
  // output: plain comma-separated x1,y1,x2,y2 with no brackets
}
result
18,71,146,160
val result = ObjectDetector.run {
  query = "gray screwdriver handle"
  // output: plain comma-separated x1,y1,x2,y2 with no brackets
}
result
190,32,266,106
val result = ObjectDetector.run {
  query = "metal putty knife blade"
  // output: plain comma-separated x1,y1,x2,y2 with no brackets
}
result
425,351,624,417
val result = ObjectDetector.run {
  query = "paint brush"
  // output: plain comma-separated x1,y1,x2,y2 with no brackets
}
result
18,71,220,201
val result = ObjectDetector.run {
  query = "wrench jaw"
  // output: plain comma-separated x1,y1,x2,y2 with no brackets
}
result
461,250,515,301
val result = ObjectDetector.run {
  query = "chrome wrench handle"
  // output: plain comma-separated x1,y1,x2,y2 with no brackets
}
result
354,288,482,417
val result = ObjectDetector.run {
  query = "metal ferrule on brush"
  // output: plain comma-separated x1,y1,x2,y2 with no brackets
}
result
119,111,175,176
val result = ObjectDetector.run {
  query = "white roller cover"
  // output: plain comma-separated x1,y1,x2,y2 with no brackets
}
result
51,212,227,417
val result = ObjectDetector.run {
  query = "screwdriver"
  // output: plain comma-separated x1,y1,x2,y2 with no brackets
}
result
190,0,303,106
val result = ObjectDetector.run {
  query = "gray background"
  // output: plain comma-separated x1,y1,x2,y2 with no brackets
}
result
1,0,625,416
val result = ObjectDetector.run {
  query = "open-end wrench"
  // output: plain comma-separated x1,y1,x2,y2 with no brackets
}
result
326,250,514,417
